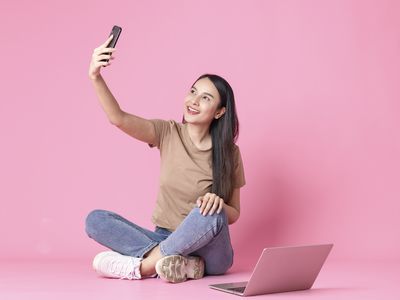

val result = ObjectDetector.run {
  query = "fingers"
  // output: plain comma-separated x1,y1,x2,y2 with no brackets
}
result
101,62,111,68
97,54,113,61
100,47,118,53
94,59,111,69
92,36,117,67
103,34,114,46
199,194,210,215
196,196,202,207
96,48,116,66
198,193,224,216
96,48,117,55
89,35,116,78
217,199,224,214
92,55,112,68
208,198,221,216
94,35,114,51
91,50,115,70
202,198,214,216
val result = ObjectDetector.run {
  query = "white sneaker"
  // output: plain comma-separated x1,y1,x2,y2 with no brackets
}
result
92,251,143,280
155,255,205,283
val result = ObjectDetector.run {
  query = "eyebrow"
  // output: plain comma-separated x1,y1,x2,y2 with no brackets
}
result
191,86,214,99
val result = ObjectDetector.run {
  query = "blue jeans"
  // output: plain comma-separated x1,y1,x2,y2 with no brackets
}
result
85,207,234,275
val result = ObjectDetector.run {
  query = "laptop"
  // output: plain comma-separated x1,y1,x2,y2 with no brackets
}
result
209,243,333,297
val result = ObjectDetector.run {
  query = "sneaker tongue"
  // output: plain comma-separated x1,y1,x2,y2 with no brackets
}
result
109,259,130,278
121,257,143,280
103,254,143,280
108,257,135,279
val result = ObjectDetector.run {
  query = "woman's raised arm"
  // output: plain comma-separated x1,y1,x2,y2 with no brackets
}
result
88,36,157,145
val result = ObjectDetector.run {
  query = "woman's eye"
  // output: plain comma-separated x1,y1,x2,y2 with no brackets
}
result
203,96,210,101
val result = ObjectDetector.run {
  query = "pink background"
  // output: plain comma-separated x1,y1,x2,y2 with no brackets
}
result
1,0,399,272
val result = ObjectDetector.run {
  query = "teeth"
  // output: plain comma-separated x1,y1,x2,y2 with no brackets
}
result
188,107,199,113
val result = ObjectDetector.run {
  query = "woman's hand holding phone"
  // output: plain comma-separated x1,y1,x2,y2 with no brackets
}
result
88,35,117,80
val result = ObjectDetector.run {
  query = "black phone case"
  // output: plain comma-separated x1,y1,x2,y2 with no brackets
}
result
100,25,122,62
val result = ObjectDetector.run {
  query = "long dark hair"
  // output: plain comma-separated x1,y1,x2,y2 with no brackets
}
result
182,73,239,202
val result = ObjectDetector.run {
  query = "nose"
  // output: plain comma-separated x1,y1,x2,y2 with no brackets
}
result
191,95,200,106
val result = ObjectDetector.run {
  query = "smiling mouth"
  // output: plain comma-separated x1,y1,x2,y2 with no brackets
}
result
187,106,200,114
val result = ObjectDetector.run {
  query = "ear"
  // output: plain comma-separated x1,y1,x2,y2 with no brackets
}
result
215,106,226,119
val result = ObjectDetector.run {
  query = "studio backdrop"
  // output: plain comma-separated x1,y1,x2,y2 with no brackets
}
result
1,0,399,268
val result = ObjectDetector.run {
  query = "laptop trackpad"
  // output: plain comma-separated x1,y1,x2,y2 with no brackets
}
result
210,281,248,289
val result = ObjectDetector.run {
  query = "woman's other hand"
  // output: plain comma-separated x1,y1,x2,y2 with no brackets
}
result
88,35,117,80
196,193,224,216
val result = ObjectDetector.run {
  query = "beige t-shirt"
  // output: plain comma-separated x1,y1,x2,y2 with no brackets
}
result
148,119,246,231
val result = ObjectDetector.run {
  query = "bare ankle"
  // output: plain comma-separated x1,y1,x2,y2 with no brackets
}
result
140,245,163,277
140,259,156,277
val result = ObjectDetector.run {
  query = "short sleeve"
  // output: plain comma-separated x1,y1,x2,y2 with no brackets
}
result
147,119,174,150
233,145,246,188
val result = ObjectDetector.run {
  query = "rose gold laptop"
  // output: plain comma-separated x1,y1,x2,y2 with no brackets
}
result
209,243,333,297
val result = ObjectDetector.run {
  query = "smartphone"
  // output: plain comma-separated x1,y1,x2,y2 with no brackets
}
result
100,25,122,62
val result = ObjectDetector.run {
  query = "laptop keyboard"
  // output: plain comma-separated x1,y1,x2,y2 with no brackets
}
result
228,286,246,293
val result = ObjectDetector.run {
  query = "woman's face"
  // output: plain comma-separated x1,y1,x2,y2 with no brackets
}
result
183,77,226,126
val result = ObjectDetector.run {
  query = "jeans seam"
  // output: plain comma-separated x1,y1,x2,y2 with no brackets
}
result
182,224,217,255
137,242,159,258
159,242,168,256
113,214,158,239
107,213,163,257
164,221,222,256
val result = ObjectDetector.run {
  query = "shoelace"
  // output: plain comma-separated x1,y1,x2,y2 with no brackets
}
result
108,257,141,280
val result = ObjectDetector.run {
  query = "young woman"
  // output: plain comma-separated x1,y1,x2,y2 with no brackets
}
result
85,35,246,283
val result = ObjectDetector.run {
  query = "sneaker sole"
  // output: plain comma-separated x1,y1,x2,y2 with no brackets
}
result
155,255,205,283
